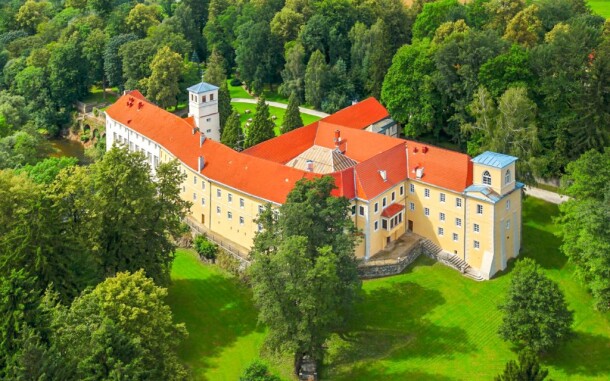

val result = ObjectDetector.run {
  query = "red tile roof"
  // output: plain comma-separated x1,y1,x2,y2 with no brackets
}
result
106,92,474,204
106,92,314,204
320,98,389,130
405,141,473,193
381,203,404,218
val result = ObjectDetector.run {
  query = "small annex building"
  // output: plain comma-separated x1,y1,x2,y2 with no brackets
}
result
105,82,523,279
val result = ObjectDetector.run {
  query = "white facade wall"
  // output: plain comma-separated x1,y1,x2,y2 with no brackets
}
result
188,90,221,141
105,115,161,175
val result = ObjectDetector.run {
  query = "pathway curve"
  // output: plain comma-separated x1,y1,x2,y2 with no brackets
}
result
231,98,329,118
524,186,570,204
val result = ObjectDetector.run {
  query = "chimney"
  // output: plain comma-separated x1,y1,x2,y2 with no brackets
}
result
198,156,205,172
422,146,429,153
137,101,143,110
199,132,206,147
334,129,341,146
379,170,387,182
306,160,314,172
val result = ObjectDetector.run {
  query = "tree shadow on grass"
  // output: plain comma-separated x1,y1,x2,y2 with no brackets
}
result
543,331,610,377
167,275,264,376
324,281,475,379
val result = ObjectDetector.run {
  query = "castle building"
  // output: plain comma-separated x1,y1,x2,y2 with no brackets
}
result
105,82,523,279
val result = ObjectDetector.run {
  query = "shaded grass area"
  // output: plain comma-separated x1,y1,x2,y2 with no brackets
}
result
232,102,321,137
167,249,268,381
588,0,610,18
323,197,610,380
168,199,610,380
82,85,118,104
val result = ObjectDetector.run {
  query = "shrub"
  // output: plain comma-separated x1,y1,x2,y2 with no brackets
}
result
216,249,242,277
239,360,279,381
230,77,242,86
193,234,218,261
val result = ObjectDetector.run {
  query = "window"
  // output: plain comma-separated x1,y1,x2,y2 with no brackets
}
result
382,219,388,230
240,216,244,225
228,194,233,203
201,197,205,205
202,95,206,102
456,218,462,227
424,207,430,217
193,193,197,201
210,93,214,101
474,240,480,249
216,206,221,214
505,169,511,184
438,227,444,236
474,223,480,233
227,211,232,220
217,189,221,198
456,198,462,207
400,186,404,196
506,200,511,210
258,205,264,214
382,197,387,207
391,191,396,202
351,205,356,216
240,198,245,208
453,233,458,242
374,221,379,231
440,193,446,203
477,204,483,215
424,188,430,198
439,212,445,221
409,202,415,211
193,176,197,185
374,203,379,213
410,184,415,193
506,220,510,230
359,205,365,216
483,171,492,185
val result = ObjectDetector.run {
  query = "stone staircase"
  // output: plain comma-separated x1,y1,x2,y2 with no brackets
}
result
421,240,484,281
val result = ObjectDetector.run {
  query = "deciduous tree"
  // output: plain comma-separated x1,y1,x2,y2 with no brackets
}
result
146,46,183,109
498,258,573,352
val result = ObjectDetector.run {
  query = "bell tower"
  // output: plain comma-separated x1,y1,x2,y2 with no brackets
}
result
187,81,221,141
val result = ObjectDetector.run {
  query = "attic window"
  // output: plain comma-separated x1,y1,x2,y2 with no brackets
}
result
483,171,492,185
379,170,387,181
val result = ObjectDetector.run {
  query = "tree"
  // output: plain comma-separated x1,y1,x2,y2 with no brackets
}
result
270,7,305,45
146,46,183,109
240,360,280,381
462,86,540,181
558,148,610,311
504,5,543,49
498,258,573,352
218,81,232,131
86,148,190,286
412,0,465,40
15,0,51,34
126,4,162,38
104,34,138,90
495,349,549,381
82,28,107,90
49,271,188,380
478,44,533,97
279,42,306,101
381,40,441,137
16,156,78,184
48,36,90,107
281,92,304,134
484,0,526,32
244,96,275,148
322,58,354,113
203,48,226,86
119,38,157,91
193,235,218,261
249,177,361,365
304,50,328,109
221,111,242,149
364,18,393,99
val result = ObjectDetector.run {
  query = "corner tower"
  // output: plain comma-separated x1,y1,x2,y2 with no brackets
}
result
187,81,220,141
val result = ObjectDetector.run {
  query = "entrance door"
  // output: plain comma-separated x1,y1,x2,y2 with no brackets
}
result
201,214,205,224
386,236,391,245
408,220,413,231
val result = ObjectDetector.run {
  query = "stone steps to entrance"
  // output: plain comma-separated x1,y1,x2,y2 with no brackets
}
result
421,239,484,281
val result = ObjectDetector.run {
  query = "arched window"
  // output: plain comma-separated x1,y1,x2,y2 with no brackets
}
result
505,169,511,184
482,171,492,185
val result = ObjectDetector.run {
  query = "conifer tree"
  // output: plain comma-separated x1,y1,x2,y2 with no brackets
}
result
304,50,328,109
203,48,226,86
244,96,275,148
281,92,304,134
221,111,241,150
495,349,549,381
218,81,232,132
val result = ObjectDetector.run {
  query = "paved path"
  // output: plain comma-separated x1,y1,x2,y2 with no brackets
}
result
231,98,329,118
524,186,570,204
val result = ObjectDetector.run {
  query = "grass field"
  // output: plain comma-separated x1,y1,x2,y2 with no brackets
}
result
589,0,610,18
168,198,610,380
232,102,321,136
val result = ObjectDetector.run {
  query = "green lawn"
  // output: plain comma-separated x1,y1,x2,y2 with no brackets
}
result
82,85,118,104
228,80,254,99
168,198,610,380
589,0,610,18
232,102,321,136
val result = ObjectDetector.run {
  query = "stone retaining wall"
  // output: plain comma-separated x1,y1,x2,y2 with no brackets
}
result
358,243,424,278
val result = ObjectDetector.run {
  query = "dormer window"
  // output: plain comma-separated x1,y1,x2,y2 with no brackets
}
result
505,169,511,184
482,171,491,185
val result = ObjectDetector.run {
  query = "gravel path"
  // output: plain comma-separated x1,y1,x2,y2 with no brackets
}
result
524,186,570,204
